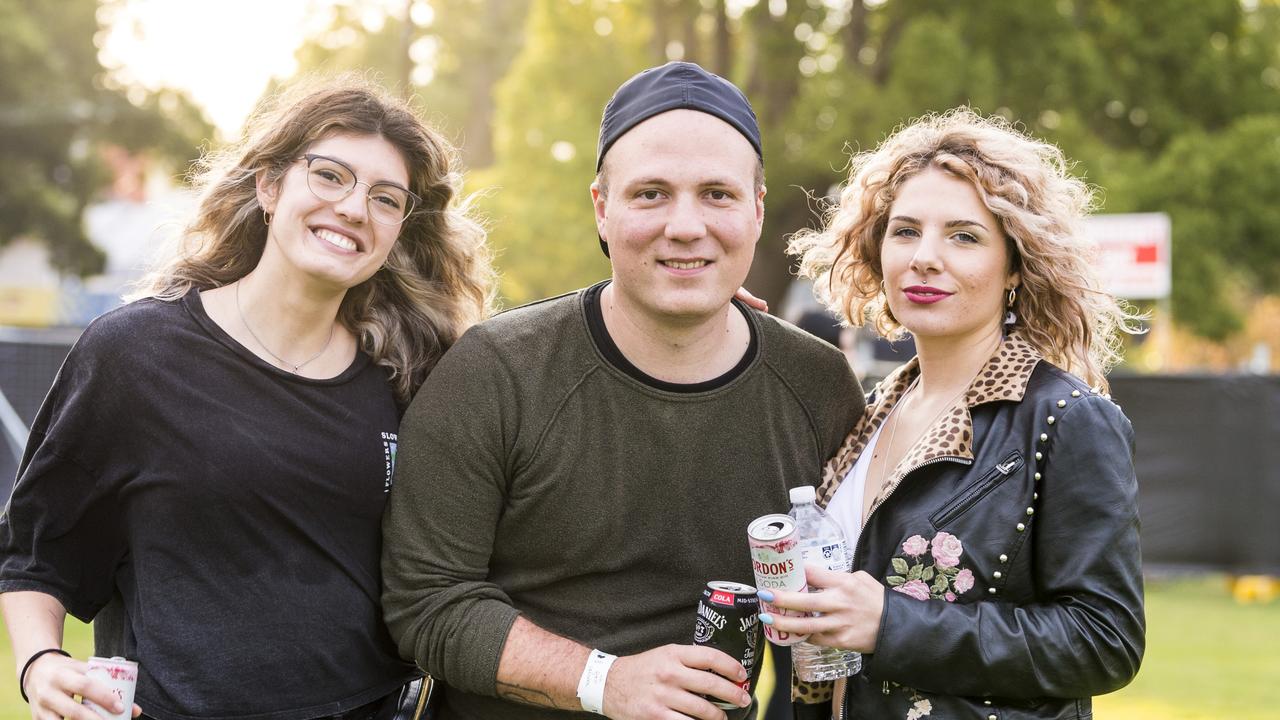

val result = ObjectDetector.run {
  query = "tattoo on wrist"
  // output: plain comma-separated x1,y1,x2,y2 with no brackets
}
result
495,681,571,709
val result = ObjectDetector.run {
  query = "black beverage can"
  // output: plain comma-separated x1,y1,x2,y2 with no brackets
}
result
692,581,761,709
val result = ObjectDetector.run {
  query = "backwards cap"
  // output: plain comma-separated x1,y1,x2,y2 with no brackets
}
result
594,62,762,256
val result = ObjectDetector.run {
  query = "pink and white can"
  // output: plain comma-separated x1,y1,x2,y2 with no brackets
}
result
747,513,810,646
83,656,138,720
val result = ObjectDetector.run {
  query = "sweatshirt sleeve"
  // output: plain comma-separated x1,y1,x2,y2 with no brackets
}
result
760,316,864,466
870,394,1145,698
0,324,131,621
821,354,864,460
380,326,522,696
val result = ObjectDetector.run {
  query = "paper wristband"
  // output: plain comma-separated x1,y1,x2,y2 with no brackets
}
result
575,649,618,715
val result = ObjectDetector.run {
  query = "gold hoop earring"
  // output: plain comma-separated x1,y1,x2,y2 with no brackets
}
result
1004,286,1018,325
263,210,271,226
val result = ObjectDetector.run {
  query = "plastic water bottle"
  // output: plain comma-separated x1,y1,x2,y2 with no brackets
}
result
787,485,863,681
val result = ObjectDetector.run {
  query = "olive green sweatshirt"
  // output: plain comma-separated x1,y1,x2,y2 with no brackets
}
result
382,284,863,720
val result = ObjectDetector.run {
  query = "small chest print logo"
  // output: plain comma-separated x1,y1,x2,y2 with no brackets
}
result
381,431,398,492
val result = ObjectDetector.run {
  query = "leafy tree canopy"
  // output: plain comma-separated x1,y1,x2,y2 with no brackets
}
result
282,0,1280,339
0,0,212,275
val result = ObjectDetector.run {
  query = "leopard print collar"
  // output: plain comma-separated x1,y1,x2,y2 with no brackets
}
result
817,332,1042,510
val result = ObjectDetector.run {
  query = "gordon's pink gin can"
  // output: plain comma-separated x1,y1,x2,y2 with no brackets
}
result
747,513,810,646
83,656,138,720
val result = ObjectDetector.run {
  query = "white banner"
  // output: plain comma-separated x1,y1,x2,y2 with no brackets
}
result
1082,213,1172,300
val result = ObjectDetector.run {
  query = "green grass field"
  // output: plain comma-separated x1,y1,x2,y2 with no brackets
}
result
1091,576,1280,719
1,614,93,720
2,576,1277,719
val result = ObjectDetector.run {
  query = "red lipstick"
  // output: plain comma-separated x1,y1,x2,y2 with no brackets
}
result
903,285,953,305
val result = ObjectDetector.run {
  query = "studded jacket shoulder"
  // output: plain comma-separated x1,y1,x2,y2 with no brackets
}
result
794,333,1145,720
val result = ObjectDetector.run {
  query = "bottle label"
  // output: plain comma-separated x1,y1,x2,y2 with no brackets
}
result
801,541,848,572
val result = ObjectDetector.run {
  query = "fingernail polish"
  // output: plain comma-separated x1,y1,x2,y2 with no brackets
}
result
759,613,773,625
758,589,774,602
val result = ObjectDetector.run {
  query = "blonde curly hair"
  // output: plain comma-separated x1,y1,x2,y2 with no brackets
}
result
789,108,1142,390
133,74,496,405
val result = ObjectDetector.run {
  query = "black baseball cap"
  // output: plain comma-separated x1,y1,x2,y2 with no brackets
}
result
597,61,762,171
594,62,762,256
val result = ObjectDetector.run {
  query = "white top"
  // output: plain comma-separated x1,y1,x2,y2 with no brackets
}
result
826,423,882,556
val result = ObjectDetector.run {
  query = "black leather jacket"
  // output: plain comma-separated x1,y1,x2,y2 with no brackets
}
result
795,334,1144,720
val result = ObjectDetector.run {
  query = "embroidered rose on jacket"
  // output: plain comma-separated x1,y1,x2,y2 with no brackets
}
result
930,531,964,568
902,534,928,557
887,685,935,719
894,578,931,601
886,532,974,602
906,698,933,719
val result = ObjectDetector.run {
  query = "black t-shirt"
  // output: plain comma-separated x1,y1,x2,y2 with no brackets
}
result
0,290,417,720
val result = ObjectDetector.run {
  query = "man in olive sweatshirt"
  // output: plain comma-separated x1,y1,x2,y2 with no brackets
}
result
382,62,863,720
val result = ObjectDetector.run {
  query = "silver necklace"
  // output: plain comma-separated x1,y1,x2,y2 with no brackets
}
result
871,376,916,492
873,374,970,484
234,280,335,374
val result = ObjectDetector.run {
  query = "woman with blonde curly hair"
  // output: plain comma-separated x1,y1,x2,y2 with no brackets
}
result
1,76,493,720
761,108,1145,719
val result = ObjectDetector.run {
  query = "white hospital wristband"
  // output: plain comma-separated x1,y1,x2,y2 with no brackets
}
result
575,649,617,715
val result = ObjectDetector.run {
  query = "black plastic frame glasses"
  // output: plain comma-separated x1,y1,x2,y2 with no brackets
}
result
298,153,421,225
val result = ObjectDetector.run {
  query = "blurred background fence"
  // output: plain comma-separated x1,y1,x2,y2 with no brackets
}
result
1109,374,1280,575
3,335,1277,576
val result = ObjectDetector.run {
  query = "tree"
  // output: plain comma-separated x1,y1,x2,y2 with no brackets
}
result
279,0,1280,340
0,0,210,275
289,0,531,170
739,0,1280,336
475,0,648,302
1138,115,1280,339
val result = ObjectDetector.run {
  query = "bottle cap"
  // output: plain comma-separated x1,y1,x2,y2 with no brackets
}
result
789,485,817,504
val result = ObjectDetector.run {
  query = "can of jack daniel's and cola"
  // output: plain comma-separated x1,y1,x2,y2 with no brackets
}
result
692,581,761,710
748,513,810,646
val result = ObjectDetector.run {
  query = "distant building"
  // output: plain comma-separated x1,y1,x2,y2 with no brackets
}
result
0,144,192,328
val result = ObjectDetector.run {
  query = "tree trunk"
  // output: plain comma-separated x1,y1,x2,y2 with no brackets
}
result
740,1,810,309
712,0,732,76
651,0,671,62
845,0,868,67
743,0,804,124
680,2,702,66
452,0,529,169
398,0,415,94
872,1,911,85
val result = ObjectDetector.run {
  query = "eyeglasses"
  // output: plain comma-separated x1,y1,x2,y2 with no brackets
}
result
298,153,421,225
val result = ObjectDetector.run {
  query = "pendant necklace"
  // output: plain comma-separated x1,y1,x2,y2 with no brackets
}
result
871,374,971,496
235,280,335,374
